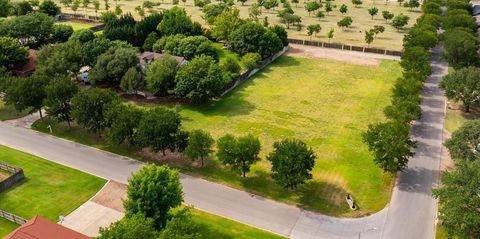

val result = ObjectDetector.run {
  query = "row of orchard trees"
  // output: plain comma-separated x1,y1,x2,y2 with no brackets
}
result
433,0,480,238
362,0,441,173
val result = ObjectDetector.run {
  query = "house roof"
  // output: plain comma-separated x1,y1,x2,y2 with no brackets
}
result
5,216,90,239
11,49,37,76
137,52,184,65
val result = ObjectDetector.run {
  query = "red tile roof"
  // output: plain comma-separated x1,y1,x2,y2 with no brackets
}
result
5,216,90,239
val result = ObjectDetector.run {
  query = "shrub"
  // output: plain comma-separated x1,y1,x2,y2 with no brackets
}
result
241,52,262,71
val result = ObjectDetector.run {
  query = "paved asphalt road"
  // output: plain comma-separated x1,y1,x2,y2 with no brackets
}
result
0,46,446,238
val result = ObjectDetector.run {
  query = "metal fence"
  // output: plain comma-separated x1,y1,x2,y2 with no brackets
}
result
221,46,289,96
288,38,403,56
0,209,27,225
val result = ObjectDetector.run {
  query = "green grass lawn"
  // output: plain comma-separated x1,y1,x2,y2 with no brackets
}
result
0,218,18,238
54,0,420,50
435,225,448,239
444,105,480,134
0,145,106,236
56,20,101,31
193,210,285,239
0,99,29,121
213,42,241,66
33,55,399,217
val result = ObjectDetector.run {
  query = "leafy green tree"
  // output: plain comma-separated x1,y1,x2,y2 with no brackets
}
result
268,25,289,46
351,0,362,7
327,28,334,42
267,138,316,189
71,88,120,135
135,106,182,155
0,36,28,68
316,11,325,20
400,46,431,77
0,12,55,46
157,7,202,36
305,1,320,16
307,24,321,39
202,3,229,24
177,36,218,60
249,3,262,20
443,29,480,69
444,120,480,161
277,9,301,29
368,7,378,19
97,213,158,239
93,0,100,16
124,164,183,230
36,40,83,78
0,0,10,17
259,30,283,57
105,103,143,146
422,1,441,14
391,13,409,31
404,0,419,10
71,0,80,14
69,29,95,43
337,16,352,30
145,55,178,96
291,0,299,7
441,67,480,113
51,24,74,43
382,10,394,22
175,55,224,103
157,207,201,239
217,134,261,177
362,121,415,173
4,73,49,119
44,77,79,128
212,8,244,42
38,0,60,16
13,1,33,16
241,52,262,71
442,14,477,32
229,22,266,55
120,67,144,95
339,4,347,15
184,129,214,167
433,159,480,239
372,25,385,38
89,47,139,86
324,2,332,15
365,29,374,46
402,26,438,49
142,32,159,51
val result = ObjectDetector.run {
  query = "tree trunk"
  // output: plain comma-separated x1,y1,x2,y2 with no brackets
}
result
162,150,166,156
201,157,204,167
39,108,43,120
242,161,246,177
465,103,470,113
67,119,71,129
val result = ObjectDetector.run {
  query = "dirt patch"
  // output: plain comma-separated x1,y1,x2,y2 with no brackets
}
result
440,130,455,172
92,181,128,213
287,44,400,66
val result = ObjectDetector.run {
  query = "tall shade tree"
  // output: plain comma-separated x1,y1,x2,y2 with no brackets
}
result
0,36,29,68
89,47,139,86
105,103,143,147
71,88,120,135
38,0,61,16
4,73,50,119
36,40,83,78
433,160,480,239
267,138,316,189
120,66,144,95
400,46,431,77
228,22,266,55
175,55,225,103
124,164,183,230
135,106,182,155
391,14,409,31
184,129,214,167
0,12,55,46
157,207,201,239
44,77,79,128
368,7,378,19
216,134,261,177
382,10,394,22
362,121,415,173
157,7,202,36
440,67,480,113
145,54,178,96
444,120,480,161
443,29,480,69
212,8,244,42
0,0,9,17
97,213,159,239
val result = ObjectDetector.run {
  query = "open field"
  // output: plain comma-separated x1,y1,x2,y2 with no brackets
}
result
0,100,29,121
34,55,399,216
193,209,285,239
54,0,420,50
56,20,101,31
0,145,106,235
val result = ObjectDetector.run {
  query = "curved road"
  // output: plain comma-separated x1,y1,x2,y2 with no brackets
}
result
0,45,446,239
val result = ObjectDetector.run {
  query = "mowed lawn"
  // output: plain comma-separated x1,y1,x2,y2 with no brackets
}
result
0,100,29,121
56,20,101,31
54,0,420,50
0,145,106,236
0,218,18,237
176,55,399,216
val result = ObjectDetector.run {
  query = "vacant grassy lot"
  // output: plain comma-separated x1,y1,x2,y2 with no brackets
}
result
0,145,106,235
0,100,29,121
56,20,101,31
55,0,420,50
193,209,285,239
34,55,399,216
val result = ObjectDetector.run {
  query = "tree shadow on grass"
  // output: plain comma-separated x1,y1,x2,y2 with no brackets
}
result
296,180,352,216
196,221,235,239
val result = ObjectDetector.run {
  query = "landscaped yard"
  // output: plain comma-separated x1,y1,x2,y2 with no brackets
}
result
0,145,106,236
0,99,29,121
0,218,18,237
193,209,285,239
54,0,420,50
34,55,400,217
56,20,101,31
